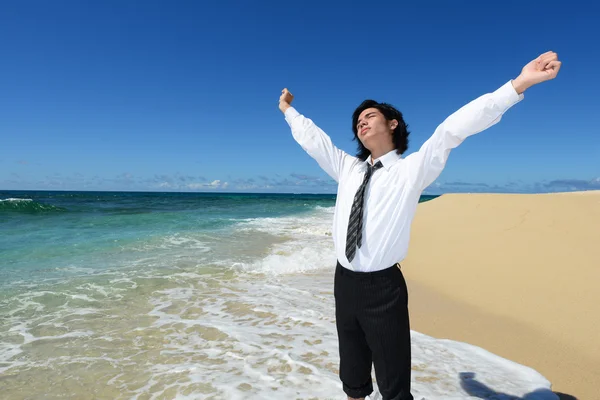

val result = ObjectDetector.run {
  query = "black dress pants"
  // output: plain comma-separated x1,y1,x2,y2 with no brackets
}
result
334,261,413,400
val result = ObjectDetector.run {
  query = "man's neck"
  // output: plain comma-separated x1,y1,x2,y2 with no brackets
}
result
369,146,395,164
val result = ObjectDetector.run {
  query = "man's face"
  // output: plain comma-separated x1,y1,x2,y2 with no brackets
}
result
356,107,396,150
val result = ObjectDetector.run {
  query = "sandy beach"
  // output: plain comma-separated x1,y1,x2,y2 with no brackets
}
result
403,191,600,399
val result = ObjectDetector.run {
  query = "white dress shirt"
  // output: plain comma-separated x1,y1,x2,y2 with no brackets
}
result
284,80,524,272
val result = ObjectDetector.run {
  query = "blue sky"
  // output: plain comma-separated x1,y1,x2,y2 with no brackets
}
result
1,1,598,194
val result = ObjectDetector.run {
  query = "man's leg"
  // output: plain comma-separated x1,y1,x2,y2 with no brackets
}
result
360,266,413,400
334,263,374,399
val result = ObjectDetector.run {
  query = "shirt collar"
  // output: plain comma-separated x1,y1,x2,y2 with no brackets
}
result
366,149,401,170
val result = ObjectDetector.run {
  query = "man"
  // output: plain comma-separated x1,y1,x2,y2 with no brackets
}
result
278,51,561,400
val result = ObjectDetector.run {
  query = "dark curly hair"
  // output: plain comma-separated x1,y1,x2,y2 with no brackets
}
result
352,100,410,161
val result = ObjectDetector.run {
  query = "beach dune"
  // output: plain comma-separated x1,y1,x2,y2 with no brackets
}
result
403,191,600,399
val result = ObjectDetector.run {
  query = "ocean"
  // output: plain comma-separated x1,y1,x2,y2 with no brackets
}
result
0,191,556,399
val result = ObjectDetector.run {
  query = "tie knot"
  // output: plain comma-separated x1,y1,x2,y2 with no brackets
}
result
370,161,383,171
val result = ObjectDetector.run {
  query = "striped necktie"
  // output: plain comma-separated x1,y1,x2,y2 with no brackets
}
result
345,160,383,262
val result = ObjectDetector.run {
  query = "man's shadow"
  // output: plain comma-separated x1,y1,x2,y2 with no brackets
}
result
459,372,578,400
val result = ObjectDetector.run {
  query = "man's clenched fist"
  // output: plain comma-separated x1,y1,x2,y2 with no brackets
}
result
512,51,562,94
279,88,294,113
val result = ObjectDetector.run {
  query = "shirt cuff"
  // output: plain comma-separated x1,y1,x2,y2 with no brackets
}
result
284,107,300,124
498,80,525,108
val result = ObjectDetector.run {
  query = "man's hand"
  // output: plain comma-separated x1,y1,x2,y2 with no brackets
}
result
512,51,562,94
279,88,294,114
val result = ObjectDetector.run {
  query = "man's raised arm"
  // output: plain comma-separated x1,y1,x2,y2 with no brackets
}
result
279,88,356,183
406,51,562,192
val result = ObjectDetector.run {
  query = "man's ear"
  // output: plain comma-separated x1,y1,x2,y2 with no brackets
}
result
389,119,398,130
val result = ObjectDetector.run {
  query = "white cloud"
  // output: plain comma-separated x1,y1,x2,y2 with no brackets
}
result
184,180,229,190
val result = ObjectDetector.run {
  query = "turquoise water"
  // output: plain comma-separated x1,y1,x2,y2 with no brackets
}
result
0,190,438,399
0,191,340,283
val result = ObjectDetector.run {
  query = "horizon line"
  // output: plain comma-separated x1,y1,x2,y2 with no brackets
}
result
2,188,599,196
